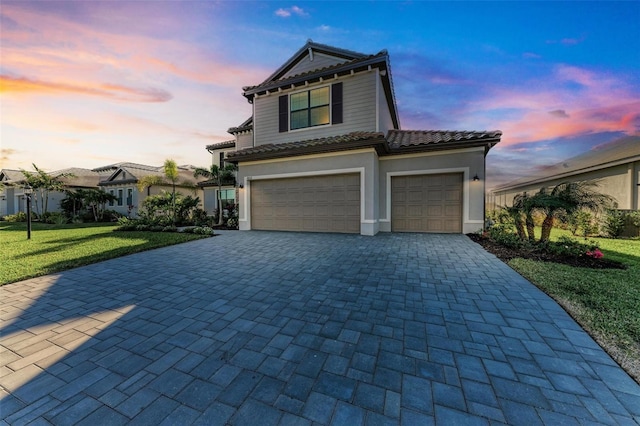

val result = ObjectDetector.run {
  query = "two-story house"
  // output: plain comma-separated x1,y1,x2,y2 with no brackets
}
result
224,41,501,235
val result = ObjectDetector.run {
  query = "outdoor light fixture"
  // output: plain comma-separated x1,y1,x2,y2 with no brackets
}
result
473,174,480,182
24,185,33,240
238,184,244,189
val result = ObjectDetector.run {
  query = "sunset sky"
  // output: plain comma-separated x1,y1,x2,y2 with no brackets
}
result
1,1,639,188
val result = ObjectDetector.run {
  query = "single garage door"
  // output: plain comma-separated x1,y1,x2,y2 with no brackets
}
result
251,174,360,233
392,173,463,233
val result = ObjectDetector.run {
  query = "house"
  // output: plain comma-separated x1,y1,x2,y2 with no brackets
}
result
93,162,205,217
221,41,501,235
0,168,100,217
490,135,640,211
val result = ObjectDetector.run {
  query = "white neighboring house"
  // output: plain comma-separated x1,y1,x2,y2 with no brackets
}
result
0,168,100,217
93,162,206,217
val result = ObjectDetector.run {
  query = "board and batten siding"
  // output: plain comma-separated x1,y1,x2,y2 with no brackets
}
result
253,72,378,146
282,53,346,79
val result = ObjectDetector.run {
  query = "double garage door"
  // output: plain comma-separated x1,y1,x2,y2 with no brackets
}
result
250,172,463,234
251,174,361,234
392,173,463,233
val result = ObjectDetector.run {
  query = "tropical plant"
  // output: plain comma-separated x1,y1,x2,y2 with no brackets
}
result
20,164,75,218
82,189,118,222
527,181,614,242
137,159,196,225
193,163,237,226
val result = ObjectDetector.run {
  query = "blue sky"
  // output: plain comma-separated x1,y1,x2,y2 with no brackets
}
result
1,1,639,188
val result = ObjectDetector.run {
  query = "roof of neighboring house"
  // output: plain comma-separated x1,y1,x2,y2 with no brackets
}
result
227,130,501,163
493,135,640,192
50,168,101,188
0,169,25,183
241,40,400,130
98,163,205,187
206,140,236,151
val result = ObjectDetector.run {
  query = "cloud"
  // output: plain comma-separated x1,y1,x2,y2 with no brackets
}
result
522,52,541,59
275,6,308,18
0,75,172,103
548,109,570,118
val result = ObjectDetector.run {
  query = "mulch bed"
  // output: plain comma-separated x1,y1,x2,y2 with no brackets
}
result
467,233,626,270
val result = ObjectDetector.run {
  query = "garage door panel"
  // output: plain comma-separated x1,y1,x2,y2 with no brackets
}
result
392,173,462,233
251,174,360,233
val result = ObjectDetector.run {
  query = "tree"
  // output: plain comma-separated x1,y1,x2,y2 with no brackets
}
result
21,164,75,218
529,181,614,242
193,163,237,226
82,189,117,222
137,159,195,225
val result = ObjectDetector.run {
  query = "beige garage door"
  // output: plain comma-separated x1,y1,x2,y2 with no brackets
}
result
251,174,360,233
392,173,463,233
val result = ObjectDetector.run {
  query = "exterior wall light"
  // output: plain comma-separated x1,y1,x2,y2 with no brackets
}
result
473,174,480,182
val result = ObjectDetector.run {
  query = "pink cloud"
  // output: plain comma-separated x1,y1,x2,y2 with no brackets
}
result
472,65,639,147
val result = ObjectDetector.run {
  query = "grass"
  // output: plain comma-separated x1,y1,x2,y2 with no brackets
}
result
508,228,640,382
0,222,210,285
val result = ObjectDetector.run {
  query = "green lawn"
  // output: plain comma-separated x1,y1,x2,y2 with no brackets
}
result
0,222,210,285
508,228,640,381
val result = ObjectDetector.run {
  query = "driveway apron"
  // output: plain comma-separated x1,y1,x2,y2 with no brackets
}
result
1,232,639,425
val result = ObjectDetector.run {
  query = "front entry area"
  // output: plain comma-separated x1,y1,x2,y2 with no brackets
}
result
250,173,361,233
391,173,463,233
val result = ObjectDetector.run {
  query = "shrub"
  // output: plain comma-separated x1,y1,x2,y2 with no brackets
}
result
3,212,28,222
566,210,599,237
542,236,598,258
183,226,214,236
602,209,626,238
488,224,529,249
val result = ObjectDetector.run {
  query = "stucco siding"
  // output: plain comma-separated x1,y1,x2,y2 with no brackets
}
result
492,163,636,210
253,72,378,146
379,148,486,234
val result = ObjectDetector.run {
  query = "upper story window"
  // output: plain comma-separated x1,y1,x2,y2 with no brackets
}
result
290,87,330,130
279,82,342,133
219,152,225,169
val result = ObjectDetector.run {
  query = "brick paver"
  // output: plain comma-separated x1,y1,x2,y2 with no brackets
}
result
1,231,639,424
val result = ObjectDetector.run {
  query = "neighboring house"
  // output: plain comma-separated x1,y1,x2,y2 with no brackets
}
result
222,40,501,235
93,162,205,217
490,135,640,211
0,168,100,217
201,140,238,214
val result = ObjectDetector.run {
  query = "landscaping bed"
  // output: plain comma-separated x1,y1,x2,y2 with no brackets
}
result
467,233,626,269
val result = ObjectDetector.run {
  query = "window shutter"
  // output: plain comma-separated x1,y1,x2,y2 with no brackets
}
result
279,95,288,132
331,82,343,124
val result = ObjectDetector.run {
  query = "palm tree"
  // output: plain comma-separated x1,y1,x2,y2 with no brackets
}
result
193,163,237,226
530,181,614,242
137,159,194,225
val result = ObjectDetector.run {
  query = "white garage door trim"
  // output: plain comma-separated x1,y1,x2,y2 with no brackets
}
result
241,167,366,230
383,168,477,227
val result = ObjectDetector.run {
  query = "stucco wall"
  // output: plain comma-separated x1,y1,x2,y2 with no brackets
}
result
378,148,486,234
492,162,637,210
237,149,379,235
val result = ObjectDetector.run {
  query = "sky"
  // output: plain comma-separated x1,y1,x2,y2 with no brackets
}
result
1,1,639,189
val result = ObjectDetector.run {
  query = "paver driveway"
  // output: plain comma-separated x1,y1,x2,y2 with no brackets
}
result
1,231,639,425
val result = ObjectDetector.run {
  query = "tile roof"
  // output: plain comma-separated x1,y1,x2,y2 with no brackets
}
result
206,140,236,151
227,130,502,163
243,51,388,97
387,130,502,152
226,132,387,162
493,135,640,191
228,117,253,134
